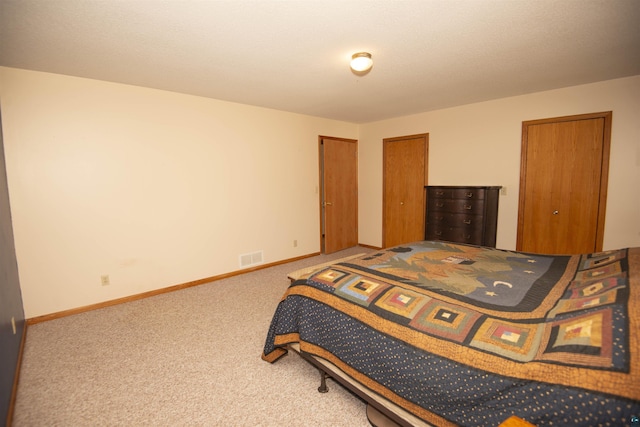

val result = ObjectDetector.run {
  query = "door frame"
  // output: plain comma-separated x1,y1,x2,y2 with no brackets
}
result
318,135,358,254
516,111,612,252
382,133,429,248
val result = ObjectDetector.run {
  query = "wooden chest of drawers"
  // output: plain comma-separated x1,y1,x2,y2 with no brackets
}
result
425,186,501,247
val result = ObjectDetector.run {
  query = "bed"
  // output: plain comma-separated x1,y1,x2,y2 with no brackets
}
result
262,241,640,426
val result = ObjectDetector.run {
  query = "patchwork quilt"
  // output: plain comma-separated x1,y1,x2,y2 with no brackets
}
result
262,241,640,426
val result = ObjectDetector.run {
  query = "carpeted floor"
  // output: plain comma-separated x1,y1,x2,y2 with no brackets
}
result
13,246,375,426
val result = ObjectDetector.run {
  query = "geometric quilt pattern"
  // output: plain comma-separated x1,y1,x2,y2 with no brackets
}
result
374,287,429,318
311,268,351,288
409,300,481,343
537,309,614,368
263,243,640,426
578,250,625,270
301,244,631,369
334,275,391,307
470,318,544,362
572,261,623,282
548,289,619,317
566,276,625,299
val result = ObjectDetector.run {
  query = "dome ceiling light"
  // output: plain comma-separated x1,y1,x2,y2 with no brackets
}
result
350,52,373,73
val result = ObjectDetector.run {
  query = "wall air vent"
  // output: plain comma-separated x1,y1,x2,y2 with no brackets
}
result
239,250,264,268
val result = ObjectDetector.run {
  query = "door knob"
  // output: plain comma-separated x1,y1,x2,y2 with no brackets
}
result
400,201,404,205
553,210,559,215
324,202,333,206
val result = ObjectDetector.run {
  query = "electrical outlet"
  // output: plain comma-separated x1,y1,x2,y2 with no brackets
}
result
101,275,110,286
293,239,298,247
500,186,507,196
11,317,16,335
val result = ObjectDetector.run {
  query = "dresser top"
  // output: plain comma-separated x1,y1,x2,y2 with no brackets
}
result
426,185,502,189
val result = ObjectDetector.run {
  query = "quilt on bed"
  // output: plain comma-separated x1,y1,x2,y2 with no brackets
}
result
262,241,640,426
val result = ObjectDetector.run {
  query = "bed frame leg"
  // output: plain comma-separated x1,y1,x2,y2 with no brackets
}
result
317,369,329,393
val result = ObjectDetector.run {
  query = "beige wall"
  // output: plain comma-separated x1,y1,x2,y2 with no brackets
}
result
358,75,640,251
0,67,357,318
2,67,639,318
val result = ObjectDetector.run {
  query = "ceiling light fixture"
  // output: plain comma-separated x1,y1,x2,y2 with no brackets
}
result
350,52,373,72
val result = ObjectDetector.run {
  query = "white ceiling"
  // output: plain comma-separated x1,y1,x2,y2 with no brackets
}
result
1,0,639,123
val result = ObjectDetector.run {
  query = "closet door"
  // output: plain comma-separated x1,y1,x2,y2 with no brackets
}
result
383,134,428,248
517,112,611,254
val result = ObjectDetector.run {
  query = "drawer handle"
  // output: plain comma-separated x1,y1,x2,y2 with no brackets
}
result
464,204,472,210
435,231,442,236
436,191,445,196
466,192,473,198
464,234,471,239
463,220,471,224
436,202,444,208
